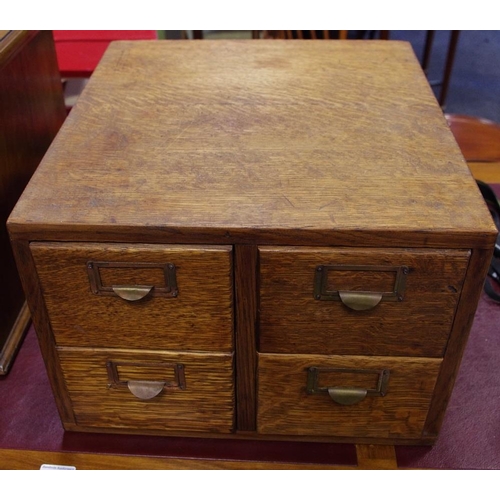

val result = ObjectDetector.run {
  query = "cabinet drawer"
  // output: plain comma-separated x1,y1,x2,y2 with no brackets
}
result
257,353,441,439
31,243,233,351
259,247,470,357
58,348,235,433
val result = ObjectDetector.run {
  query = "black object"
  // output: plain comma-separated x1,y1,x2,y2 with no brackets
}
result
477,180,500,303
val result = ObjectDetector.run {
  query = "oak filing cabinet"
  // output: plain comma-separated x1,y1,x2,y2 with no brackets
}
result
8,40,497,445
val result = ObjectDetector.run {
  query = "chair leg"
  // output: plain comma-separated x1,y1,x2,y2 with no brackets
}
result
422,30,435,74
439,30,460,108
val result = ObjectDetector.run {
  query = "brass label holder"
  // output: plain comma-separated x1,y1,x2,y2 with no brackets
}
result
106,360,186,400
87,261,178,300
313,264,409,310
306,366,390,405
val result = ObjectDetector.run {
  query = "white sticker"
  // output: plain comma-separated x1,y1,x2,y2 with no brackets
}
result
40,464,76,470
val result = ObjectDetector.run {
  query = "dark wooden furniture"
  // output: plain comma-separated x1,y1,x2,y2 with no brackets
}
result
0,30,66,374
8,40,496,444
273,30,387,40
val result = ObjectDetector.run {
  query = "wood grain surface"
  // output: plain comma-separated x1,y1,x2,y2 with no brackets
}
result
0,448,357,469
257,353,441,438
468,162,500,183
356,444,397,469
58,347,234,433
0,302,30,374
0,31,32,67
8,40,496,249
31,242,233,351
234,245,258,430
9,239,76,425
259,247,470,357
446,114,500,162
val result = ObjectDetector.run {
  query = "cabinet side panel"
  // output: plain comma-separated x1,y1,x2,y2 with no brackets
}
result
8,238,76,426
424,247,494,436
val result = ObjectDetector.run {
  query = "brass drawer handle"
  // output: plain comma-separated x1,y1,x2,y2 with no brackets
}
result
87,261,178,299
338,291,383,311
306,367,390,405
111,285,154,301
107,361,186,400
327,387,367,405
127,380,165,400
313,265,409,309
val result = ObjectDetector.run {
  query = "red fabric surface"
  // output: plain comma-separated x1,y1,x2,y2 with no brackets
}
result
55,41,112,77
53,31,157,77
396,295,500,469
53,31,157,42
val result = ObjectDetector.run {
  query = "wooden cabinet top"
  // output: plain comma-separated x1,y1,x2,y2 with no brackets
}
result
8,40,497,248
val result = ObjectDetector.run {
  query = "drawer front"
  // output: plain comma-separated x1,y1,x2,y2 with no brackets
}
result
58,348,234,433
31,242,233,351
259,247,470,357
257,353,441,439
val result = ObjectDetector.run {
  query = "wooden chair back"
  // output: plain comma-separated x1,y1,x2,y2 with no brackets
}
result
446,114,500,183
